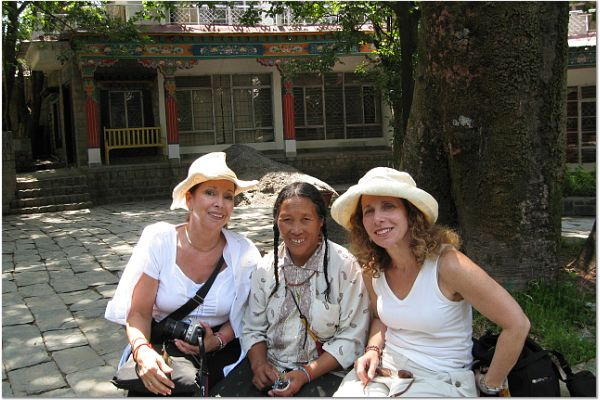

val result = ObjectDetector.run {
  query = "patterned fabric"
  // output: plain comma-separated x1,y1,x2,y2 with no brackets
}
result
242,239,370,370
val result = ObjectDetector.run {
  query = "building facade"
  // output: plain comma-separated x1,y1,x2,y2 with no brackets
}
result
25,2,392,170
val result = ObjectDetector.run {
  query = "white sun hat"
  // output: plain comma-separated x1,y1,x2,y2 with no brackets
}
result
330,167,438,230
170,152,258,211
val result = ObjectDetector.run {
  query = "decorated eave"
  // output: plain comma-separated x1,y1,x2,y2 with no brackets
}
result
72,24,376,75
567,33,596,68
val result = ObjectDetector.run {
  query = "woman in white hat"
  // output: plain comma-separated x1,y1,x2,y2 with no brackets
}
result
330,167,530,397
211,182,370,397
105,152,261,396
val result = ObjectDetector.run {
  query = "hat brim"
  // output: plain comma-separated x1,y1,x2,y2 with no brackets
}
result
170,174,258,211
331,181,438,230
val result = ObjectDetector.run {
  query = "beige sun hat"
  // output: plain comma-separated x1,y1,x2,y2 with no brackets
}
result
330,167,438,230
170,152,258,211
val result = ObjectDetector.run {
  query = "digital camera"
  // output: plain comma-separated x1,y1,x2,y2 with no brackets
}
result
158,318,205,345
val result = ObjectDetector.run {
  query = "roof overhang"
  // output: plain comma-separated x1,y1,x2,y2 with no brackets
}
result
24,41,69,72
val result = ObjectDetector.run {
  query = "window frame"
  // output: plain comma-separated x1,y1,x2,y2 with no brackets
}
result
567,85,596,164
108,90,145,129
293,73,382,141
176,74,274,146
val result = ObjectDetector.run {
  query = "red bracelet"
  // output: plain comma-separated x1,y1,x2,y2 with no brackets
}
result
365,344,383,357
133,342,153,362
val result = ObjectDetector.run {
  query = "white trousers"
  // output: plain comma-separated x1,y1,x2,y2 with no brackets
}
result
333,347,477,397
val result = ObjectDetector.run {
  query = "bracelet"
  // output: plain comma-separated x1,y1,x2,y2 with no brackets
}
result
132,342,153,363
294,365,312,383
131,337,147,348
477,373,506,395
365,344,383,358
214,332,225,351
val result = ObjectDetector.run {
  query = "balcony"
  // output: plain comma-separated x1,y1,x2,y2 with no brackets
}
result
169,4,338,26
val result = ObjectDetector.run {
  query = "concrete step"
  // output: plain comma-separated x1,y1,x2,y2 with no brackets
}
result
10,201,93,215
11,193,91,209
16,175,88,190
16,185,89,199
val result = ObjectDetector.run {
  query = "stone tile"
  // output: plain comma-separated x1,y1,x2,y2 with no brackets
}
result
69,297,108,312
52,346,105,375
102,349,124,369
73,306,107,319
66,366,126,397
75,316,122,335
86,329,128,356
43,328,88,352
76,270,118,287
7,362,66,396
25,295,68,312
2,280,17,293
13,262,45,273
33,308,78,332
13,271,49,287
58,289,101,305
96,284,117,298
2,263,15,273
70,260,103,273
3,381,13,397
12,254,42,264
1,292,23,306
17,283,55,298
2,304,34,326
50,277,88,293
2,325,49,371
33,387,76,397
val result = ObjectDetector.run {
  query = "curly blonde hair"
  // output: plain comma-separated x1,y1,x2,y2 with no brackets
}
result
349,198,461,277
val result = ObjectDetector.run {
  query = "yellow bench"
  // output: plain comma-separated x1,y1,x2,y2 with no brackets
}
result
103,127,166,165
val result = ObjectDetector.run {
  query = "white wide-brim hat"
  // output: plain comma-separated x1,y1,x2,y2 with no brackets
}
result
330,167,438,230
170,152,258,211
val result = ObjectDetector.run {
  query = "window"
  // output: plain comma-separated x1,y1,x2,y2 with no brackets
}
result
566,85,596,163
293,73,382,141
109,91,144,128
176,74,274,146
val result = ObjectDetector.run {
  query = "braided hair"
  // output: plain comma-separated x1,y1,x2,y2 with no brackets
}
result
269,182,331,302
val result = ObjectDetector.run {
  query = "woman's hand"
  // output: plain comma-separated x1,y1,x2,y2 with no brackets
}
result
251,360,279,390
268,370,308,397
173,322,221,354
355,349,380,386
135,346,175,396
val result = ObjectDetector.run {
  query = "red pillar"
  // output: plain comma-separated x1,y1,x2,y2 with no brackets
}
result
282,80,296,140
83,78,100,148
164,77,179,145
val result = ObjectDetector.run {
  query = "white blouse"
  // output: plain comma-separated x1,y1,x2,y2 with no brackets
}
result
148,256,235,328
105,221,261,375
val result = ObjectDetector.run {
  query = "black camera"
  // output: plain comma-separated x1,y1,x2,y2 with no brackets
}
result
158,318,205,345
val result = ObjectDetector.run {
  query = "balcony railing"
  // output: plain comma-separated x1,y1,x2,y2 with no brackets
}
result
169,4,338,26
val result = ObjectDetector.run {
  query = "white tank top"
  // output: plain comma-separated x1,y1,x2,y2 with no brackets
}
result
373,249,473,371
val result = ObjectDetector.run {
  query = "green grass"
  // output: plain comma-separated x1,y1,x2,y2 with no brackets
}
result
564,166,596,197
473,238,596,366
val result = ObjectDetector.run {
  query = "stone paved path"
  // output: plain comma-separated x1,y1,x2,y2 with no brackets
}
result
1,200,594,397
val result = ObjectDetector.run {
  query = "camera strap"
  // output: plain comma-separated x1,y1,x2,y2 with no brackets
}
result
168,255,225,322
151,255,225,343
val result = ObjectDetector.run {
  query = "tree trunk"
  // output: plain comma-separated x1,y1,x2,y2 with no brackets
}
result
401,2,568,288
2,1,20,131
391,2,419,167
